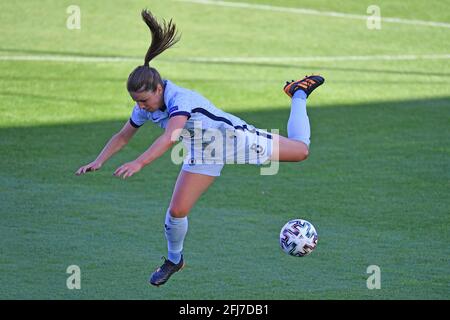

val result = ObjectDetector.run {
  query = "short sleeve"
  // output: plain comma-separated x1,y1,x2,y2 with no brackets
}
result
129,105,147,128
168,96,192,119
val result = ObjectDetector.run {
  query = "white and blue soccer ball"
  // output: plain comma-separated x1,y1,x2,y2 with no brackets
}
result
280,219,318,257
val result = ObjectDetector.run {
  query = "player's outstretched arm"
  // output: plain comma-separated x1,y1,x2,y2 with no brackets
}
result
113,115,187,179
75,120,139,175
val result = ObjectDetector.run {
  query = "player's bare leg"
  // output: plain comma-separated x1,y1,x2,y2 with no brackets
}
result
270,133,309,162
149,170,215,286
168,170,216,218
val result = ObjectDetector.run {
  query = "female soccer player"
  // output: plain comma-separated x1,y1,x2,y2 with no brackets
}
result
75,10,324,286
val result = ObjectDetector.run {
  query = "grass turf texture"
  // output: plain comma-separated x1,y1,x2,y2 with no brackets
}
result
0,0,449,299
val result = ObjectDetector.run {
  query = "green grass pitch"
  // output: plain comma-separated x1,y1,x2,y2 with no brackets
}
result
0,0,449,299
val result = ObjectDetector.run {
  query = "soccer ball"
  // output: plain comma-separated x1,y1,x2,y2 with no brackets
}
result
280,219,318,257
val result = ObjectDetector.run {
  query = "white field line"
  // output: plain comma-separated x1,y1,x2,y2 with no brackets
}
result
1,54,450,64
177,54,450,63
177,0,450,29
0,55,141,63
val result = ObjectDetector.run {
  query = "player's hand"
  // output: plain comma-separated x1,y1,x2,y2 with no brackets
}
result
113,160,143,179
75,161,102,175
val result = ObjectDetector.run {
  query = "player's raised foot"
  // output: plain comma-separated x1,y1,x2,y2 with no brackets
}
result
149,256,185,287
283,75,325,98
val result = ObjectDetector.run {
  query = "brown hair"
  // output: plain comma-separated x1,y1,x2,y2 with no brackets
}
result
127,10,180,93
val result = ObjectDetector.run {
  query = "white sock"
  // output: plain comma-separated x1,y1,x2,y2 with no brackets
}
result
164,210,188,264
287,90,310,146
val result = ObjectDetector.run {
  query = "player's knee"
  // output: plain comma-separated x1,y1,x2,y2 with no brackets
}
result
168,206,189,218
301,147,309,160
295,144,309,162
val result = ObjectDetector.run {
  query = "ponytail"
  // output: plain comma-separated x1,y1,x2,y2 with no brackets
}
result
142,9,180,66
127,10,180,93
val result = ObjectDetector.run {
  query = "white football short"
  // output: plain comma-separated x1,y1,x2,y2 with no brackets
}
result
181,125,273,177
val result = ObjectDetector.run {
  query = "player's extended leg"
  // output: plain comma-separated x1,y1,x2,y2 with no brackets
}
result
270,75,324,162
270,133,310,162
149,170,215,286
